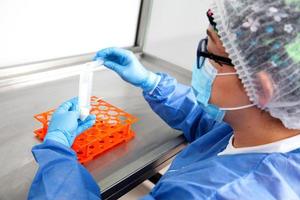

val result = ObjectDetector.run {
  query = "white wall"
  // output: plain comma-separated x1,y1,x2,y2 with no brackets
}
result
0,0,140,68
144,0,212,70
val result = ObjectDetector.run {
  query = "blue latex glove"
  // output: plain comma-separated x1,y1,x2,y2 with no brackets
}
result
95,47,161,92
44,98,96,147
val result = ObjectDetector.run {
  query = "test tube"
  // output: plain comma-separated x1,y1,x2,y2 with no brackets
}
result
78,60,103,121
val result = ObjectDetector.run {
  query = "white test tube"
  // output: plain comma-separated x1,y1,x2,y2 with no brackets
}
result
78,60,103,121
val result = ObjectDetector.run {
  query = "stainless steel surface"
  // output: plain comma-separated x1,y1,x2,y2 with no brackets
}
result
0,55,190,200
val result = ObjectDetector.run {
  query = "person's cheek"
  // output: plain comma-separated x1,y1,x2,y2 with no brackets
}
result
210,75,235,106
210,76,250,107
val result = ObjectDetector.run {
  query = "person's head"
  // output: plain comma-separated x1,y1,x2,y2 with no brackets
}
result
195,0,300,130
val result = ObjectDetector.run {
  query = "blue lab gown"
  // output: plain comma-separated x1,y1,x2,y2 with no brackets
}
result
28,73,300,200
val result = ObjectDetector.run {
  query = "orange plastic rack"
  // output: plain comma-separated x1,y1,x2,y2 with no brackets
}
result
34,96,138,164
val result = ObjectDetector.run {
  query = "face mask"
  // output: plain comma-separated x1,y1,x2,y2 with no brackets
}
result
191,59,255,122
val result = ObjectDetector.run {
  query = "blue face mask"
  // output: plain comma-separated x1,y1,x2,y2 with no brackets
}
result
191,59,255,122
191,60,226,122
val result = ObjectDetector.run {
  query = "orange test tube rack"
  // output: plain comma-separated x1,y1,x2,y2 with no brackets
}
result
34,96,137,164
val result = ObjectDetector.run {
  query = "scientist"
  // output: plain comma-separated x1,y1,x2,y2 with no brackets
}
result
29,0,300,199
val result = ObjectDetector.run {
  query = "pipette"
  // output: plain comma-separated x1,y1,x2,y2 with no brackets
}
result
78,59,103,121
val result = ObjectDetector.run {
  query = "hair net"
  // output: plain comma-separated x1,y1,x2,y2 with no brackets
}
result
211,0,300,129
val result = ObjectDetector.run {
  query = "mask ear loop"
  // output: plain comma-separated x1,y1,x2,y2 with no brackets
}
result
216,72,239,76
215,72,256,110
219,104,256,111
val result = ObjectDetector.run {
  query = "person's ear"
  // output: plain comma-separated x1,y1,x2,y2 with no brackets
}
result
256,71,274,108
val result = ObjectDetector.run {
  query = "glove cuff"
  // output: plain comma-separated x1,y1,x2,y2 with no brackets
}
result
44,131,71,147
140,72,161,92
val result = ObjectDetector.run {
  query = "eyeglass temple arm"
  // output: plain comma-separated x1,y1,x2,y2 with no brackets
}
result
199,51,234,66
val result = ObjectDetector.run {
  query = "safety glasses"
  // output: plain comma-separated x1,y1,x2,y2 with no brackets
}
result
197,37,234,69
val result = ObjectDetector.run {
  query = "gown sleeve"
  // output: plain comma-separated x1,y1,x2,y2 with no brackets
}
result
143,73,220,142
28,140,101,200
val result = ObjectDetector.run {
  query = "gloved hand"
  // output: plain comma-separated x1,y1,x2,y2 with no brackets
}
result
44,98,96,147
95,47,161,92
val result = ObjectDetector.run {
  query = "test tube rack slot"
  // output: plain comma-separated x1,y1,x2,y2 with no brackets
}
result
34,96,137,164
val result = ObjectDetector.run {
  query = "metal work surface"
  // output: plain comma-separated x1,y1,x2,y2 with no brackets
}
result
0,54,190,200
